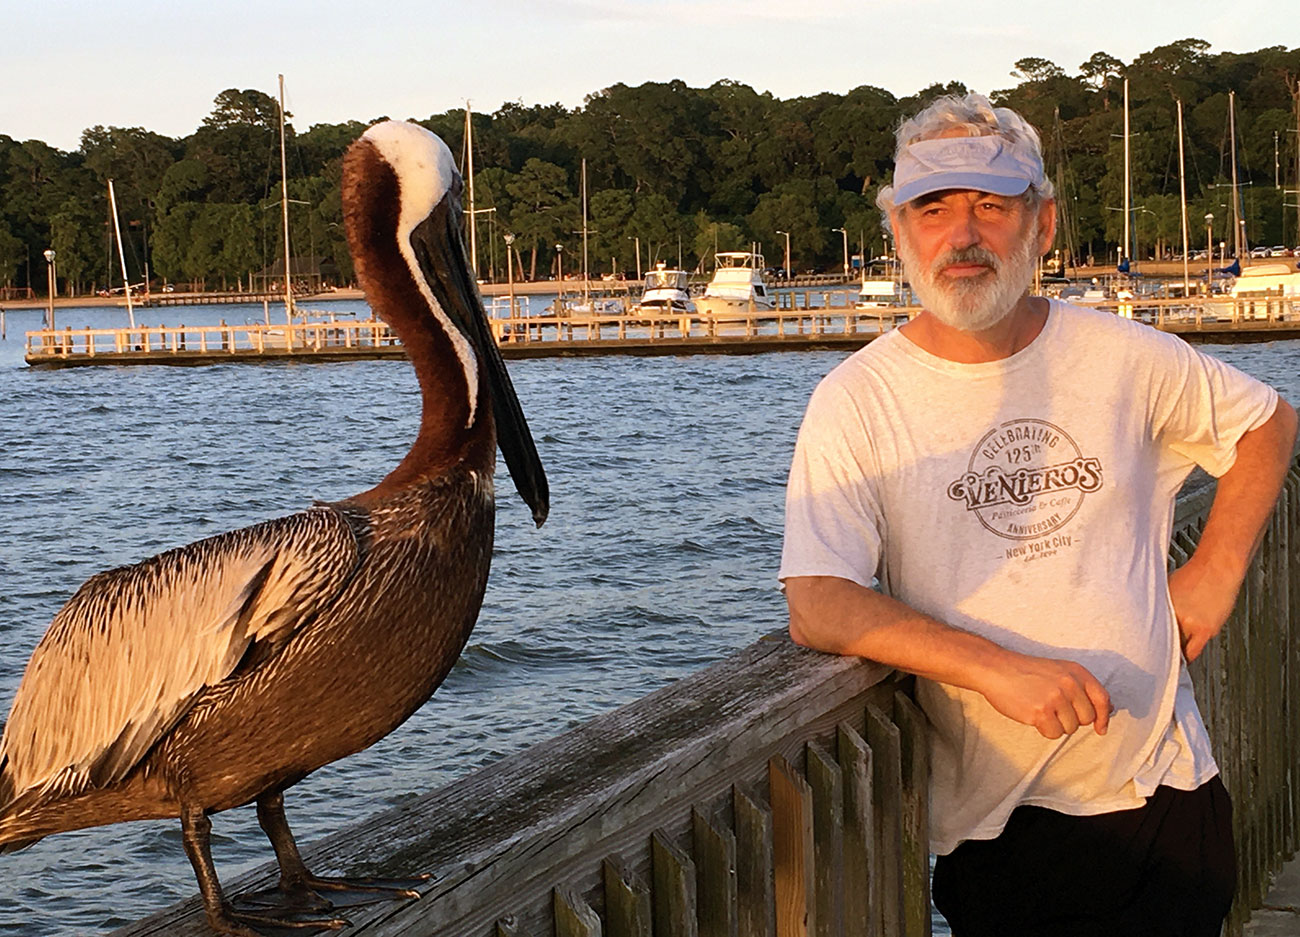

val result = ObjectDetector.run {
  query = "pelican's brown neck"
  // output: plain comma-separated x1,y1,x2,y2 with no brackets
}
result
341,138,493,502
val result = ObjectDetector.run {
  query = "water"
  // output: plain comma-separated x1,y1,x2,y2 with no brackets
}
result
0,301,1297,935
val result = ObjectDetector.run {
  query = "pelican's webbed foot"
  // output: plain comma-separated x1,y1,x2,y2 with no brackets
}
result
251,791,428,910
180,803,349,936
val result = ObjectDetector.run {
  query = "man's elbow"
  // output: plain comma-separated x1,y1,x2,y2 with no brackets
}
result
1275,396,1298,451
788,612,815,649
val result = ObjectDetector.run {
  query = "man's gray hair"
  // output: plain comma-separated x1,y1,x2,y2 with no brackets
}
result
877,92,1054,230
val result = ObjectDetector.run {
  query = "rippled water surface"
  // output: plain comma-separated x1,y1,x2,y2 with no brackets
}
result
0,301,1297,935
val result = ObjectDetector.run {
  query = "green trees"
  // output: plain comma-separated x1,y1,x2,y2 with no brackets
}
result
1,42,1298,295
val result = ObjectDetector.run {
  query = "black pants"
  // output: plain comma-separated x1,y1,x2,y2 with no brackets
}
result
932,777,1236,937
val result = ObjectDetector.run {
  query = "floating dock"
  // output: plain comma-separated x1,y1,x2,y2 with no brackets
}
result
22,295,1300,367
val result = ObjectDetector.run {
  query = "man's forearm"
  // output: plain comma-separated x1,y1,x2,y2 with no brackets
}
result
786,575,1110,738
1171,397,1297,660
788,576,1006,687
1193,397,1297,582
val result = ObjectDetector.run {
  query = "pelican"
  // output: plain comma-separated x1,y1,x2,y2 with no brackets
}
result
0,120,548,936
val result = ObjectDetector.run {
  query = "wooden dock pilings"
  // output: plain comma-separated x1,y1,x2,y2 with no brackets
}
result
113,451,1300,936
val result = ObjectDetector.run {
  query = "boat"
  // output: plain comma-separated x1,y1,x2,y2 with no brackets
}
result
1229,263,1300,319
855,278,899,309
854,277,909,327
633,263,694,315
694,251,776,319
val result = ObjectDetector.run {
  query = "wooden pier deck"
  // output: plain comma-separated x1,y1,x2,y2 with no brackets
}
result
22,295,1300,368
110,453,1300,937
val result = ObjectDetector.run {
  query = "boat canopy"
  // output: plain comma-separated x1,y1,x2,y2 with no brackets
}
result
714,252,764,270
645,267,688,291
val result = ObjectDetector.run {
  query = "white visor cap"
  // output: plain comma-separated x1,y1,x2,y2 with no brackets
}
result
891,135,1045,206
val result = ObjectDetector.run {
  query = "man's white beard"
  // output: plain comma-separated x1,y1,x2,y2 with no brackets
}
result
897,225,1040,333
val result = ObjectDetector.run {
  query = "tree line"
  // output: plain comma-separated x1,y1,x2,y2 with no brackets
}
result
1,38,1298,296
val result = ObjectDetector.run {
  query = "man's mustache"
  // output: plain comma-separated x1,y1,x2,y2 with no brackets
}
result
932,246,1001,276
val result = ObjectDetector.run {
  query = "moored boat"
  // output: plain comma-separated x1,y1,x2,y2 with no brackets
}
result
634,263,694,315
694,252,776,319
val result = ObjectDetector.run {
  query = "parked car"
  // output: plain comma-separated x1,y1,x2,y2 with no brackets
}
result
1249,246,1271,258
1269,246,1291,257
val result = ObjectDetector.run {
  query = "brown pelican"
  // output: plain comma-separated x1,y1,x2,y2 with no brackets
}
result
0,120,548,935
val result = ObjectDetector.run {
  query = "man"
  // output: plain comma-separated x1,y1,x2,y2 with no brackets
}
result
780,93,1297,937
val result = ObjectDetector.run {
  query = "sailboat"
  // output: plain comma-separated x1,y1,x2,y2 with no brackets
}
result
564,158,613,315
1117,78,1132,275
107,179,136,329
277,73,294,325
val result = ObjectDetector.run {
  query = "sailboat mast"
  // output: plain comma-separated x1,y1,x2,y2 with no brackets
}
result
1229,90,1242,261
278,74,293,325
465,103,477,277
581,157,589,306
1177,100,1190,296
1289,82,1300,244
107,179,136,329
1122,78,1131,270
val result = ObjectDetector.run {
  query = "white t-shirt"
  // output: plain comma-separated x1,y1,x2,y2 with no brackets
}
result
779,301,1279,855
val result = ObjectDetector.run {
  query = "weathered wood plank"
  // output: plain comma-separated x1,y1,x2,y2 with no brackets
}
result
692,808,738,937
806,742,844,937
864,705,904,937
769,756,814,937
653,830,699,937
893,692,931,937
555,886,603,937
604,856,652,937
837,723,876,937
734,784,776,937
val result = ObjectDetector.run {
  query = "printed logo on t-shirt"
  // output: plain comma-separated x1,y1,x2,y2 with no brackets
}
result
945,419,1103,541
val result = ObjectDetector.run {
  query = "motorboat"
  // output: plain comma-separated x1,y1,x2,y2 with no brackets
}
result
854,277,910,327
634,263,694,315
855,278,899,309
694,252,777,319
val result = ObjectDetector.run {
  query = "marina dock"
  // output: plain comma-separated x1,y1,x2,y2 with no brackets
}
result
22,293,1300,367
112,453,1300,937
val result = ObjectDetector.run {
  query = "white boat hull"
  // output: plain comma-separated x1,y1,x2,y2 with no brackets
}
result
695,295,777,320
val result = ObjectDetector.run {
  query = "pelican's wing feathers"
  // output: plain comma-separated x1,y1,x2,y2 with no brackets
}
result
0,505,362,806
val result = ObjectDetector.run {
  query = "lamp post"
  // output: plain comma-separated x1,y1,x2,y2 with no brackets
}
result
555,243,564,297
775,229,791,279
1204,213,1213,288
43,249,56,332
833,227,849,278
503,232,516,319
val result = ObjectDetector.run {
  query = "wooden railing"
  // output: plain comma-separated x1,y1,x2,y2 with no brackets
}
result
115,452,1300,936
23,309,903,365
1177,451,1300,934
23,295,1300,367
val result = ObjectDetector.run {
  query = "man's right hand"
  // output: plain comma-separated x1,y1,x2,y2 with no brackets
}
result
976,653,1112,739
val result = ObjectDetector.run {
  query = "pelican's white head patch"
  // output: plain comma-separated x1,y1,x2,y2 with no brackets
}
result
362,120,478,426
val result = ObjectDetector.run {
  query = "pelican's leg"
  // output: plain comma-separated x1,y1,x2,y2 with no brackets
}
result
256,791,426,900
180,802,347,934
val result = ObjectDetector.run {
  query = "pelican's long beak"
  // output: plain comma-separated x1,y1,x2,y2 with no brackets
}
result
410,198,549,527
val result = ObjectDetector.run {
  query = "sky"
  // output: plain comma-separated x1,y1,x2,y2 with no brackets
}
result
2,0,1295,152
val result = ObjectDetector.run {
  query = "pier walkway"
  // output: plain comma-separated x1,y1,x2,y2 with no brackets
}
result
112,454,1300,937
22,294,1300,368
1243,860,1300,935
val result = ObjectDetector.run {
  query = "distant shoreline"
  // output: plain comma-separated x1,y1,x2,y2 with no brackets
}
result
0,279,630,312
4,259,1291,314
